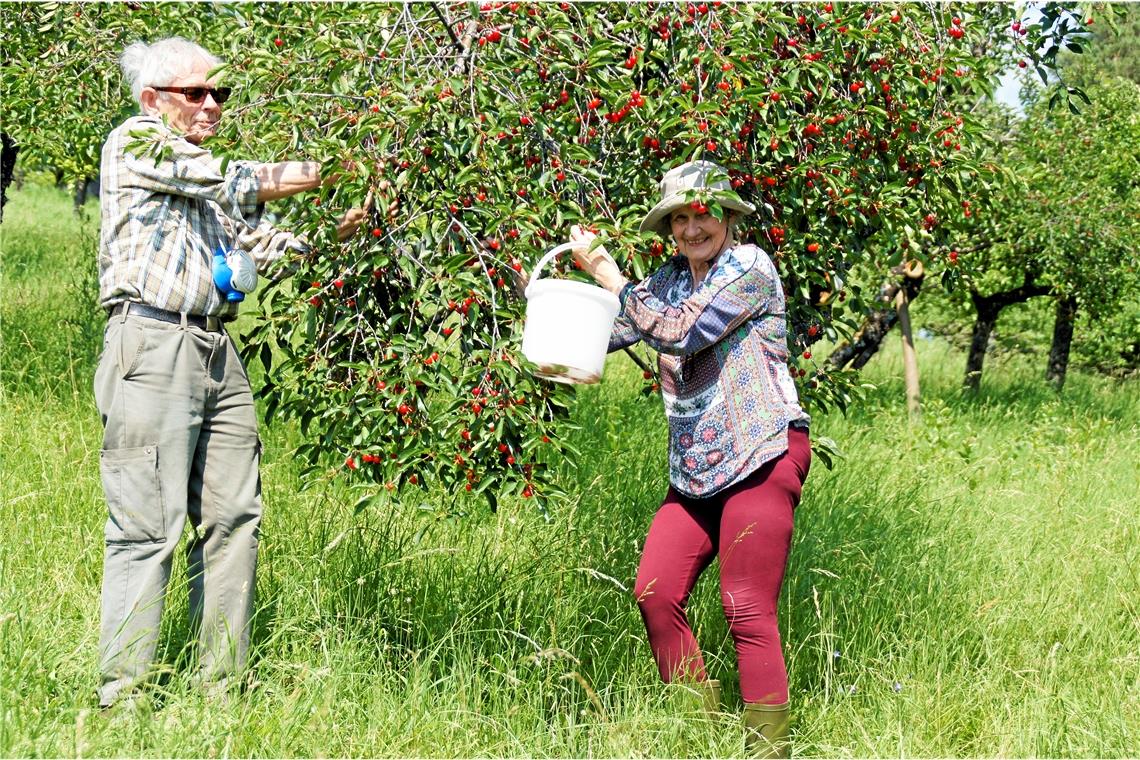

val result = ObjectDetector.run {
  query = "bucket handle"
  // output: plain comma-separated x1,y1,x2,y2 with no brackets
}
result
525,241,620,299
524,243,580,300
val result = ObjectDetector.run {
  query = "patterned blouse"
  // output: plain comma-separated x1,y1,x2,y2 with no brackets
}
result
98,115,308,318
610,243,809,498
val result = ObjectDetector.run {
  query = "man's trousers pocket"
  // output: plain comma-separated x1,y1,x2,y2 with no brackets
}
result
100,445,167,543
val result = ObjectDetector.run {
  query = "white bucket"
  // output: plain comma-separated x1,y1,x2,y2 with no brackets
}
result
522,243,620,384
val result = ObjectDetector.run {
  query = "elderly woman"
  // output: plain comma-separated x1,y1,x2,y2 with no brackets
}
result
570,160,811,757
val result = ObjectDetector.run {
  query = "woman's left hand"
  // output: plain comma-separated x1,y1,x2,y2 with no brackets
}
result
569,225,628,295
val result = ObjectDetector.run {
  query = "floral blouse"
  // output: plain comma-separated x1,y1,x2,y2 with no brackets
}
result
610,243,808,498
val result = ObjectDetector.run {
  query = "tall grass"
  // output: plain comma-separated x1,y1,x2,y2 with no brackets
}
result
2,182,1137,757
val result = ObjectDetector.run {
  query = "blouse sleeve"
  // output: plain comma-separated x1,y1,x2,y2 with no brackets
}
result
622,245,781,355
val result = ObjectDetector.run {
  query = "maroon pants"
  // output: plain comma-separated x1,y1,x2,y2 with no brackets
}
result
633,427,811,705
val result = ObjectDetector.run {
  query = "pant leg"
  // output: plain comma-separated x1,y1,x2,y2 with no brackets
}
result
94,315,207,706
187,328,262,686
717,427,812,705
633,488,721,683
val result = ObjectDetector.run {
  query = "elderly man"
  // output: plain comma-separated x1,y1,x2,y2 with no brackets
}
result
95,36,364,708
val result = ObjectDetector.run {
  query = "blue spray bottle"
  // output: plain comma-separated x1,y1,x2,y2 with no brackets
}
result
212,245,245,303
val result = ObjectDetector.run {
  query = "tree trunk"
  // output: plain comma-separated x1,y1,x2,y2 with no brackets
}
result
963,302,999,392
0,132,18,222
895,284,922,418
962,277,1052,391
1045,295,1078,391
826,267,925,371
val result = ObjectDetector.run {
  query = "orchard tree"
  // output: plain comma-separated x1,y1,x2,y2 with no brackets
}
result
1,2,1107,508
945,77,1139,391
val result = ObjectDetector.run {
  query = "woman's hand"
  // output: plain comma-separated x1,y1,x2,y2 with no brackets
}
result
569,225,628,295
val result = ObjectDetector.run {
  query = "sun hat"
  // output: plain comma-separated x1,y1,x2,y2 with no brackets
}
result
639,160,756,237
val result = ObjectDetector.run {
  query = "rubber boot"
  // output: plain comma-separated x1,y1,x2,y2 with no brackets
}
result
669,678,721,718
696,678,721,717
743,701,790,758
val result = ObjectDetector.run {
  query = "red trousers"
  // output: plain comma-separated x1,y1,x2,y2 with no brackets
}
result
633,427,811,705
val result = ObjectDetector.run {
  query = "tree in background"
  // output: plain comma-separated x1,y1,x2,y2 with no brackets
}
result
947,52,1139,391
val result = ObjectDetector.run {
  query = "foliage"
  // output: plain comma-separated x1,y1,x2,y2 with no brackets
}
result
943,76,1140,325
0,1,1107,508
1060,1,1140,86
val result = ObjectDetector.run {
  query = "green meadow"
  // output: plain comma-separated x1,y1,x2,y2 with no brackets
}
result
2,182,1137,757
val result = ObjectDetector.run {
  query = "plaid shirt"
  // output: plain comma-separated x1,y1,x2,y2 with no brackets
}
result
98,115,308,318
610,243,809,498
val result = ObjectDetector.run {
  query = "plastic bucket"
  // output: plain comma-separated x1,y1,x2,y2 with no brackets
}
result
522,243,620,384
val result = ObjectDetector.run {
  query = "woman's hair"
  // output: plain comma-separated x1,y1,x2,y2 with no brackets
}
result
119,37,221,105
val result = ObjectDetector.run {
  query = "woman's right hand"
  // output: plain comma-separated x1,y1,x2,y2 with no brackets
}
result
569,225,626,294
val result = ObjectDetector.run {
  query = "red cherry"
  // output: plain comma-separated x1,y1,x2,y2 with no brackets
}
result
345,456,357,470
372,228,382,237
803,350,812,359
807,242,820,253
274,38,284,47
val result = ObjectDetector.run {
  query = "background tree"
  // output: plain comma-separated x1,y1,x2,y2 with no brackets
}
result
944,77,1139,391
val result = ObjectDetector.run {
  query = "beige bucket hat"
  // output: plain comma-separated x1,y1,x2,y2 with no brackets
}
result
639,160,756,237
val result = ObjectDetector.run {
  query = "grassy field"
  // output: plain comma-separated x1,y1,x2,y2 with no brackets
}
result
2,182,1138,758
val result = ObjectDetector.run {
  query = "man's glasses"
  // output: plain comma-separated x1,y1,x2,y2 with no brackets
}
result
151,86,232,104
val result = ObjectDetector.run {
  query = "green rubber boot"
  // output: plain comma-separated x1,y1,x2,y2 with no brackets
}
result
696,678,721,717
669,678,721,718
743,701,790,758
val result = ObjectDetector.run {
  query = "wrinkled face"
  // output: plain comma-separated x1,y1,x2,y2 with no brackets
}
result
142,60,222,144
669,206,733,264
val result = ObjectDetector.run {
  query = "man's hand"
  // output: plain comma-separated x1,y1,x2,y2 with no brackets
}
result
569,225,627,295
335,190,373,241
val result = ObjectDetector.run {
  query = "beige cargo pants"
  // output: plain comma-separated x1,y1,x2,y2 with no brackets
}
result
94,309,262,707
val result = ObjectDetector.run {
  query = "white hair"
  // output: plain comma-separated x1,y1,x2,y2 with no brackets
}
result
119,37,221,105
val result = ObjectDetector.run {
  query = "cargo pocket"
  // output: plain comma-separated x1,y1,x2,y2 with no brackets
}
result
100,445,167,543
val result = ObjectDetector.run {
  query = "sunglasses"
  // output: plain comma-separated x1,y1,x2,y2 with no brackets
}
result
151,86,232,104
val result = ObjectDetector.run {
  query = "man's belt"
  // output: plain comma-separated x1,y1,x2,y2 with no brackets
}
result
110,302,228,332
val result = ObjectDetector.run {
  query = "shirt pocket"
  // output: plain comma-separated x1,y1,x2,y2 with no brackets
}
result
100,445,167,543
